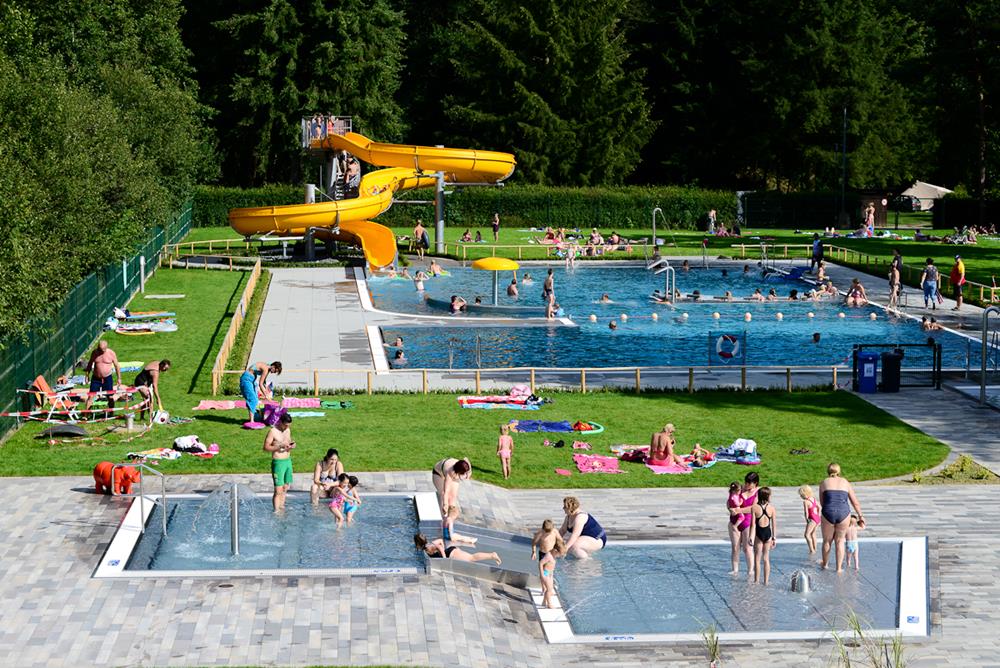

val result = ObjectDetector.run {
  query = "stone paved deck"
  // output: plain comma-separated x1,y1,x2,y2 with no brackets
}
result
1,472,997,667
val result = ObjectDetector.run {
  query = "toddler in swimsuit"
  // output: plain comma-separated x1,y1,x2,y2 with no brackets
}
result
846,515,861,570
798,485,822,554
531,519,566,609
442,505,477,545
328,474,361,527
497,424,514,480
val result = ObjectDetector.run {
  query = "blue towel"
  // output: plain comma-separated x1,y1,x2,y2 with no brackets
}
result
509,420,573,432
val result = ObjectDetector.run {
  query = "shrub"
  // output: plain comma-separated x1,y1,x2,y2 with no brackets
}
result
192,184,302,227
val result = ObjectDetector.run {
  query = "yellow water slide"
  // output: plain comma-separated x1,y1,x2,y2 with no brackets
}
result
228,132,516,268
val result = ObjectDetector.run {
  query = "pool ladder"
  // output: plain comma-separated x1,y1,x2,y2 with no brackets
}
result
111,461,168,536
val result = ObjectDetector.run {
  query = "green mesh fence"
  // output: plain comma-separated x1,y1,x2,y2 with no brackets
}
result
0,202,191,438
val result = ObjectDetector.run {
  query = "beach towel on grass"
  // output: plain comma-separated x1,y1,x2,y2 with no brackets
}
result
193,400,248,410
462,402,540,410
573,454,626,474
282,397,321,408
509,420,573,432
646,461,692,475
287,411,325,417
320,401,354,410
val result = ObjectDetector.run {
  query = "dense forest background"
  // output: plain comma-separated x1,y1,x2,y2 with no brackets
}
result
183,0,1000,196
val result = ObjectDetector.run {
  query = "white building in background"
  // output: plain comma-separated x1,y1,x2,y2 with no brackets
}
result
901,181,953,210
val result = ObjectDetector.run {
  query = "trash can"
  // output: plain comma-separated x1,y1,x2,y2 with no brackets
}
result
880,349,904,393
856,351,879,393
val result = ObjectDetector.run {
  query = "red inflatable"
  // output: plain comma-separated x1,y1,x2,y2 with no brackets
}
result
93,461,141,495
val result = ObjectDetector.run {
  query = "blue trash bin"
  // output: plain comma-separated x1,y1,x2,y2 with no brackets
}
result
856,351,879,393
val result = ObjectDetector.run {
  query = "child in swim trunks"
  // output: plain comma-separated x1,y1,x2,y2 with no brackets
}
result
442,505,477,545
531,519,566,609
497,424,514,480
846,514,861,570
343,475,362,525
799,485,822,554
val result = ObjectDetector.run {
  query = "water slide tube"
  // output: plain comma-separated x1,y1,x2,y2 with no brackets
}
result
228,132,516,269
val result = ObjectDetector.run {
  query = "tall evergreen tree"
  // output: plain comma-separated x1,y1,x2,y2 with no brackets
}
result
433,0,655,186
213,0,406,185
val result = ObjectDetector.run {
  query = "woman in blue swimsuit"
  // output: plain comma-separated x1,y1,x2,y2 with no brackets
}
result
559,496,607,559
819,463,866,573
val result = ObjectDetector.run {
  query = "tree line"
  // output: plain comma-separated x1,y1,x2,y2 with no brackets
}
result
184,0,999,196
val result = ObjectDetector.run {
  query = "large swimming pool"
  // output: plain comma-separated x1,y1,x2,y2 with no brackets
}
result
371,265,977,369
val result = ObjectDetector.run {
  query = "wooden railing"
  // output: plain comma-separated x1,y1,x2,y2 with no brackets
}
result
213,364,846,396
210,259,263,394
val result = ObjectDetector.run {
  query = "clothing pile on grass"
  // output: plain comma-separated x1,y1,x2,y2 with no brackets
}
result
508,419,603,433
105,307,177,335
127,435,219,462
458,384,550,410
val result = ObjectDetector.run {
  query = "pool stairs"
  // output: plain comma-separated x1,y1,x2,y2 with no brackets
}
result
419,519,539,588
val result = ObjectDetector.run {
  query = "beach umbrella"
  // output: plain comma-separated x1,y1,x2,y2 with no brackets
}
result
471,257,520,305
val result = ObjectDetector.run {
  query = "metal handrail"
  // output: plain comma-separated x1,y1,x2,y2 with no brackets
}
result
111,461,168,536
981,306,1000,405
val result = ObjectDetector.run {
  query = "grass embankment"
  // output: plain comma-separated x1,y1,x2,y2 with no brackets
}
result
0,267,948,484
911,455,998,485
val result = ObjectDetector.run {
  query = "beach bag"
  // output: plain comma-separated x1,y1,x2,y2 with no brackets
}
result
262,403,288,426
173,434,207,453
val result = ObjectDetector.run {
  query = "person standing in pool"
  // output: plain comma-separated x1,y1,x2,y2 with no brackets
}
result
263,413,295,512
542,268,555,302
311,448,345,504
819,462,865,573
559,496,606,559
726,481,744,575
432,458,471,515
750,487,777,585
531,519,566,608
507,278,518,298
728,471,760,578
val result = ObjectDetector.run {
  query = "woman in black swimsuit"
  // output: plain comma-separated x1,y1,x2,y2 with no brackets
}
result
751,487,776,585
413,534,501,565
819,463,866,573
134,359,170,421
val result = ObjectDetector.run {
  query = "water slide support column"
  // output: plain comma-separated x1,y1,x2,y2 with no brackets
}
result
435,171,446,254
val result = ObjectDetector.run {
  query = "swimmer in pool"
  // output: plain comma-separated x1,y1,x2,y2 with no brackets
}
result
749,288,765,302
474,296,483,305
921,316,943,331
743,264,751,275
545,299,560,320
531,519,566,609
721,290,734,302
400,268,411,280
788,289,799,300
507,279,518,298
413,271,427,292
766,288,778,301
812,332,821,344
608,320,618,330
651,290,671,304
384,336,404,350
392,349,407,367
682,259,690,272
599,293,612,303
690,290,702,302
450,295,467,314
522,273,534,285
429,259,443,276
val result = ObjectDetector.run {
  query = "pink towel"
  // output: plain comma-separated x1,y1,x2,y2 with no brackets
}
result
645,462,692,475
554,468,572,476
573,454,626,474
572,441,591,450
281,397,321,408
193,400,247,410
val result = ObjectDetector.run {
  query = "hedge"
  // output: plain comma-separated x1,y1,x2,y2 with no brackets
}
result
194,183,736,230
192,184,302,227
932,196,1000,230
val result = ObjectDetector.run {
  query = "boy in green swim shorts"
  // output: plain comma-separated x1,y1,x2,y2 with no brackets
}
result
263,413,295,511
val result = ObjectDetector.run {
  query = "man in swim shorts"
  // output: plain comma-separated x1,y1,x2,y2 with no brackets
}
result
84,340,121,411
263,413,295,512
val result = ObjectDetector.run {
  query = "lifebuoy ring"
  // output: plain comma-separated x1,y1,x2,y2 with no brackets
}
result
716,334,740,361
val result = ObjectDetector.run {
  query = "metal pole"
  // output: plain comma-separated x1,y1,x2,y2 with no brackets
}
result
493,271,499,306
434,165,446,254
981,306,1000,405
231,482,240,556
651,207,662,247
840,106,847,223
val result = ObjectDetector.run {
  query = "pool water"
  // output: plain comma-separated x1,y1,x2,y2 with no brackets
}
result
555,542,901,635
374,266,975,368
127,494,421,571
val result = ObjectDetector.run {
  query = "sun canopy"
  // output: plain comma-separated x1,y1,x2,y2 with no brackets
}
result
471,257,519,272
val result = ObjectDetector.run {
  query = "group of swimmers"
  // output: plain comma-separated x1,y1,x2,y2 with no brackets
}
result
727,463,865,585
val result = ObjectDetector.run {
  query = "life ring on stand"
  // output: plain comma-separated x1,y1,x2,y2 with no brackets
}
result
716,334,740,361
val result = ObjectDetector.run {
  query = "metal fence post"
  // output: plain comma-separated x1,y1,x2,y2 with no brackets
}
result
832,367,838,389
366,371,373,395
422,370,428,395
529,368,535,394
741,367,747,390
313,371,319,397
475,370,481,394
580,369,587,393
688,368,694,393
786,368,792,392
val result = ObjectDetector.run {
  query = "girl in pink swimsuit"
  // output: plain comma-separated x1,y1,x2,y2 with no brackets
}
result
497,424,514,480
799,485,822,554
728,472,759,578
726,482,743,574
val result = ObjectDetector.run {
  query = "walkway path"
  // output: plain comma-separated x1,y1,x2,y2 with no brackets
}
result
1,472,996,667
858,386,1000,475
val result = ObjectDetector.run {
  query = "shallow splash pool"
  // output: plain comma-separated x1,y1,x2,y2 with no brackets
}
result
371,266,977,369
537,538,928,643
96,490,440,578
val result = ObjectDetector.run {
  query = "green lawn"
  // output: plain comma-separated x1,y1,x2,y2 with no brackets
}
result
0,266,948,484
